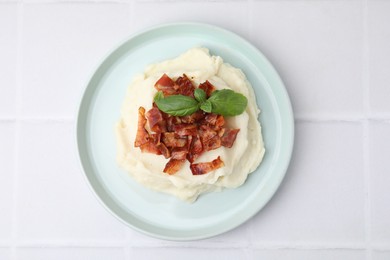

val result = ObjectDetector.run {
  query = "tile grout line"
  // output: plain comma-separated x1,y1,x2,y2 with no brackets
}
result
11,2,24,259
362,0,372,259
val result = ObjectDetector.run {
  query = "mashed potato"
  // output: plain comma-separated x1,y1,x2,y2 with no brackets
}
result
116,48,265,202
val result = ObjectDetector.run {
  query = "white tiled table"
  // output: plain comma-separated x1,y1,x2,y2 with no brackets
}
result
1,0,389,259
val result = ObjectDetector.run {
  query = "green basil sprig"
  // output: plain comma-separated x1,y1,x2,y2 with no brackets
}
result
154,88,247,117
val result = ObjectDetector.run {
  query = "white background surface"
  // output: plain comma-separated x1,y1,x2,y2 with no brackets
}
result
0,0,389,259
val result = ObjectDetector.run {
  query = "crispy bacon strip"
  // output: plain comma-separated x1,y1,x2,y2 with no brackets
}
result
203,135,222,151
190,156,224,175
139,141,161,155
180,111,205,124
173,123,198,136
161,132,187,148
149,132,161,145
163,158,186,175
204,114,218,125
215,115,225,128
187,136,203,163
198,80,216,97
199,125,217,142
221,129,240,148
166,116,181,132
146,107,163,132
175,74,195,97
157,143,170,159
154,74,176,96
134,107,149,147
203,114,224,130
171,147,188,160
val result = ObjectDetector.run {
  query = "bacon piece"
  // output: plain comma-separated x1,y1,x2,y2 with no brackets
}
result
199,125,218,142
187,136,203,163
139,141,161,155
204,114,218,125
149,132,161,145
203,114,225,129
215,115,225,128
161,132,187,148
171,147,188,160
218,128,226,137
154,74,176,96
221,129,240,148
175,74,195,97
163,158,186,175
166,116,182,132
198,80,216,97
134,107,149,147
173,123,198,136
190,156,224,175
203,135,221,151
180,111,205,124
146,107,164,132
157,143,170,159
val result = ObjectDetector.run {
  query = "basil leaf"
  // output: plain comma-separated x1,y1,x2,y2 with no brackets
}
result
194,88,206,103
200,100,212,113
154,94,200,116
207,89,247,116
154,91,164,102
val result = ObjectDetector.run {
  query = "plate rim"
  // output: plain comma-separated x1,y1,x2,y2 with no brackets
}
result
75,22,295,241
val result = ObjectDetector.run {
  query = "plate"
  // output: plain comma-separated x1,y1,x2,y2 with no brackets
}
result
76,23,294,240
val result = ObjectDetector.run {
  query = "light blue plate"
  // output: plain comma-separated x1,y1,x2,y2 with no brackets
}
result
76,23,294,240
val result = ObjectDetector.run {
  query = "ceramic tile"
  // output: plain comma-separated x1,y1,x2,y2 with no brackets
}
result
368,0,390,116
0,248,12,260
16,247,126,260
370,122,390,243
249,122,365,243
133,1,250,40
21,3,131,118
0,123,15,240
0,4,17,117
372,251,390,260
251,0,364,118
16,122,126,240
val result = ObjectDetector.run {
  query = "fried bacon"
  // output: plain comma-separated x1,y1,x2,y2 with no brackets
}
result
157,143,170,159
163,158,186,175
171,147,188,160
175,74,195,97
145,107,164,132
172,123,198,136
221,129,240,148
154,74,176,96
139,141,161,155
134,74,242,175
198,80,216,97
190,156,224,175
161,132,187,148
134,107,149,147
203,135,222,151
187,136,203,163
181,111,205,124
